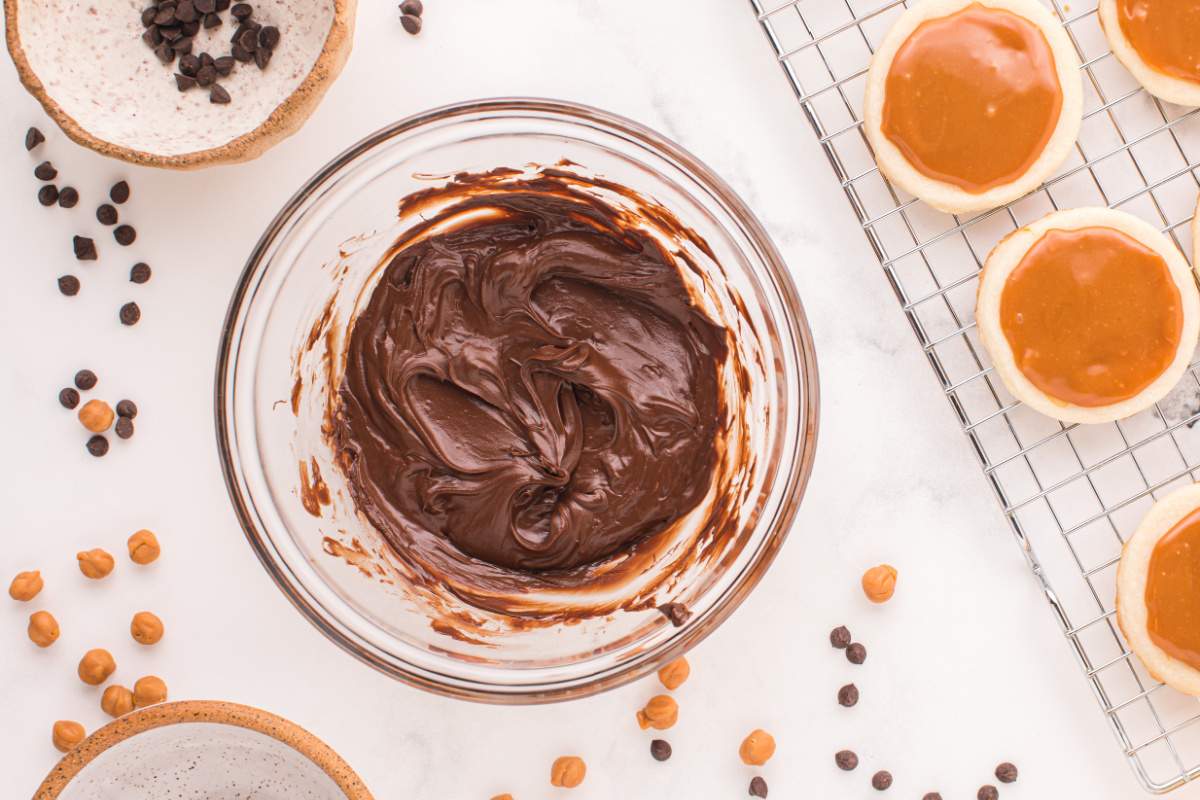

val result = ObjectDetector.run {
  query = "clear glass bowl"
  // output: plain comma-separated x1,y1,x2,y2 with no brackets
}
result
215,98,819,702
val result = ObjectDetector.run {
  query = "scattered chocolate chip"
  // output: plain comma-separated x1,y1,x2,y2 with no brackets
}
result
116,399,138,418
199,51,215,66
130,262,152,284
977,786,998,800
830,625,851,649
749,777,768,798
214,55,235,75
97,204,118,225
142,27,162,47
172,35,194,54
175,73,198,91
210,84,232,104
231,2,251,19
74,369,98,390
400,12,421,34
34,161,57,180
195,0,214,12
73,235,97,261
232,43,252,62
658,602,691,627
650,739,671,762
254,46,272,69
872,771,893,791
837,683,859,707
923,794,943,800
236,26,258,50
38,184,59,206
196,65,217,86
216,0,230,11
835,750,858,771
399,0,422,14
174,0,196,22
24,126,45,151
203,11,221,27
155,43,176,64
58,275,80,296
846,642,867,664
181,18,200,35
86,435,110,457
119,301,142,326
179,53,200,75
57,186,79,208
114,224,137,245
159,24,181,41
259,24,279,49
995,763,1017,783
115,416,135,440
154,5,174,23
59,387,80,409
141,6,156,25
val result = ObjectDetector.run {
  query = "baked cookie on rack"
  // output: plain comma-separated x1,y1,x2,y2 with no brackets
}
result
863,0,1082,214
976,207,1199,424
1118,483,1200,696
1100,0,1200,107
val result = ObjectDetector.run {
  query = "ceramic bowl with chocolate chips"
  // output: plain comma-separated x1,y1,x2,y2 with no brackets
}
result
217,99,818,701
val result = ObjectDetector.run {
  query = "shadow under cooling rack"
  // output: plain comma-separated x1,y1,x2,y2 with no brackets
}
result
750,0,1200,792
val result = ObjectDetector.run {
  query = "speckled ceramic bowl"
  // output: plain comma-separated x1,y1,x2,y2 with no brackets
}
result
33,701,374,799
4,0,355,168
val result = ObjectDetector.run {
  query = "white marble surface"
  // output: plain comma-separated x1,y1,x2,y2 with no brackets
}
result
1,0,1194,797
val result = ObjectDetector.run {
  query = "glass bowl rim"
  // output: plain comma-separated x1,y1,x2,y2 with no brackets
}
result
214,96,821,703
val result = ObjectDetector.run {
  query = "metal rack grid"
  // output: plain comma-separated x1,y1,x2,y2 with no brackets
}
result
749,0,1200,792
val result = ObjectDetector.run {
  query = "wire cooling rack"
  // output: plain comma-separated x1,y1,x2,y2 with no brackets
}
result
749,0,1200,792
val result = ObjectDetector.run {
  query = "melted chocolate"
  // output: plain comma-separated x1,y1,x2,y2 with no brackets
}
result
332,186,728,573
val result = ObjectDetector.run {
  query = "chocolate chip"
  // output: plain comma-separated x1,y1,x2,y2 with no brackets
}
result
846,642,867,664
196,65,216,86
837,683,859,707
995,763,1017,783
830,625,851,649
254,46,272,69
399,0,422,14
155,43,176,64
38,184,58,206
923,794,943,800
835,750,858,771
172,35,194,54
159,23,181,41
231,2,252,18
232,43,252,62
199,51,214,66
210,84,231,104
175,73,198,91
73,235,97,261
116,399,138,418
216,0,230,10
400,12,421,33
34,161,56,180
181,18,200,35
24,126,44,151
58,275,80,296
153,6,174,24
59,387,80,409
114,224,137,245
195,0,214,12
119,301,141,326
650,739,671,762
259,24,279,49
74,369,98,390
178,53,199,75
57,186,79,208
141,5,156,25
237,26,258,50
214,55,235,75
977,786,998,800
658,602,691,627
105,188,129,217
97,204,118,225
86,435,110,457
872,771,893,791
749,777,768,798
203,11,221,27
174,0,196,21
143,27,162,47
130,262,152,284
115,416,135,439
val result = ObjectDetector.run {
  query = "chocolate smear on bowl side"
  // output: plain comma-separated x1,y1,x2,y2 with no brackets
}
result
659,602,692,627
